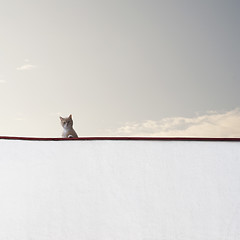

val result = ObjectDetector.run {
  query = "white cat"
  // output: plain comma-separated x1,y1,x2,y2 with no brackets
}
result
60,114,78,138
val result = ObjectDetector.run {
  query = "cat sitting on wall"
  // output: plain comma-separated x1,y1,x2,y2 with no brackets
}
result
60,114,78,138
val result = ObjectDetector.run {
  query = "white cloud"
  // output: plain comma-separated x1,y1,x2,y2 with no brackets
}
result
16,64,36,71
111,108,240,137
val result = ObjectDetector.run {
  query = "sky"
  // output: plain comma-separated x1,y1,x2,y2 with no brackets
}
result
0,0,239,137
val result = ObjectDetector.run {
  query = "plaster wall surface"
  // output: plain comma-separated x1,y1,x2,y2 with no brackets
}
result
0,139,239,240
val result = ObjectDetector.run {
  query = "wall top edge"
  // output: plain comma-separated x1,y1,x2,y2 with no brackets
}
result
0,136,240,142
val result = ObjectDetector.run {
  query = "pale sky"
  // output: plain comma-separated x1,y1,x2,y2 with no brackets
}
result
0,0,239,137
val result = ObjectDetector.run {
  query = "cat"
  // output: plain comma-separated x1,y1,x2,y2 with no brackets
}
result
60,114,78,138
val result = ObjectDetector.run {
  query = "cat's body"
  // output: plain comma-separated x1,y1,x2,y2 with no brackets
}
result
60,114,78,138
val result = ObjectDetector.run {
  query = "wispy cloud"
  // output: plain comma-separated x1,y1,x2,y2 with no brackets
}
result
16,64,36,71
0,75,6,83
110,108,240,137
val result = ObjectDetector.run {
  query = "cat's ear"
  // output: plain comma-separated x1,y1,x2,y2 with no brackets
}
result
59,116,63,121
69,114,72,119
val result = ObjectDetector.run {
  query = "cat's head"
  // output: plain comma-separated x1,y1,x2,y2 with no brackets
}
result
60,114,73,128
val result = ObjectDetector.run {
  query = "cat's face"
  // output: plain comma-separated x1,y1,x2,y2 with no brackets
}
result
60,115,73,128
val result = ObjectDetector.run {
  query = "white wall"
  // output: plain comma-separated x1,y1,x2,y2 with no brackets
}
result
0,139,240,240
